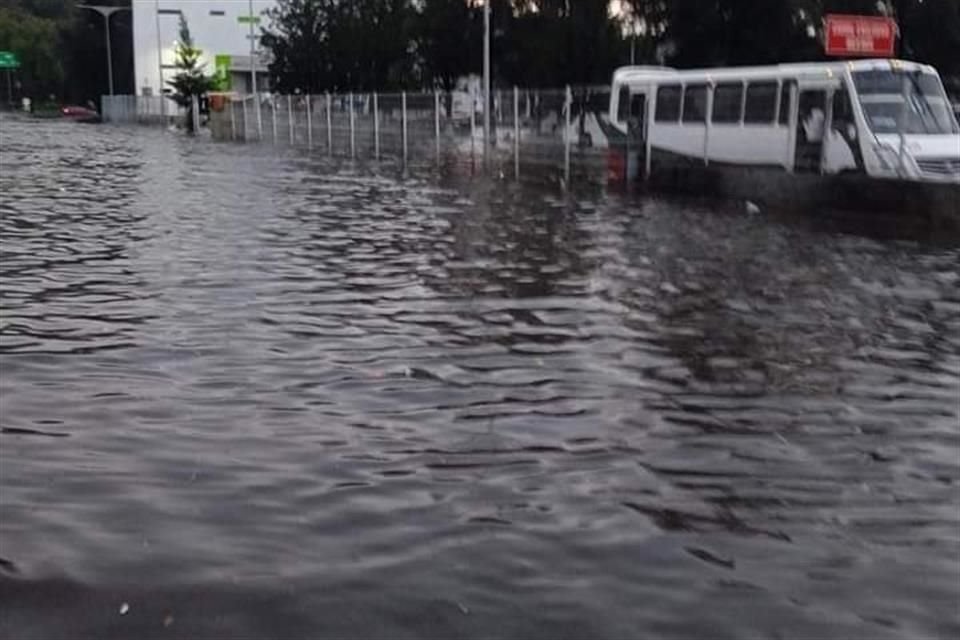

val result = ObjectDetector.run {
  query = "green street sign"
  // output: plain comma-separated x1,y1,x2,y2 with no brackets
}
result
237,15,260,24
214,54,232,91
0,51,20,69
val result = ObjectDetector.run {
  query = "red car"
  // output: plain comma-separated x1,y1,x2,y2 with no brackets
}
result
61,104,101,123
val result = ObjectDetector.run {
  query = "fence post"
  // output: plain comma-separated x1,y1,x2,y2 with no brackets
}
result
271,96,278,144
191,95,199,135
373,92,380,160
288,95,294,145
349,92,356,159
306,94,313,150
470,89,477,170
402,91,408,168
514,87,520,180
241,97,249,142
434,90,441,167
255,92,263,141
564,85,571,189
326,93,333,157
230,99,237,141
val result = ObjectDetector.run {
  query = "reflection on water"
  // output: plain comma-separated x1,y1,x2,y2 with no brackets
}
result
1,115,959,639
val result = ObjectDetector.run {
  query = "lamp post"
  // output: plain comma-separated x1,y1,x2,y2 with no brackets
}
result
154,0,165,119
483,0,490,166
248,0,257,100
77,4,129,96
239,1,262,139
248,0,262,139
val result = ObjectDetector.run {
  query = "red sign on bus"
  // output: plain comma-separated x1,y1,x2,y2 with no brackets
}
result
825,14,897,57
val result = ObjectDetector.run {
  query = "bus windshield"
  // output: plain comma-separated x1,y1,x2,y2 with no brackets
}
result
853,70,959,135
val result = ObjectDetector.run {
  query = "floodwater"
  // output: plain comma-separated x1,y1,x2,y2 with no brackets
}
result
1,115,958,640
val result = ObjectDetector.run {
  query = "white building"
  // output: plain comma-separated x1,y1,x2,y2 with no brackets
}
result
132,0,275,98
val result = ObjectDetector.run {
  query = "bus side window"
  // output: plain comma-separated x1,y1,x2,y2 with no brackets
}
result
682,85,707,123
712,83,743,124
617,85,630,124
655,85,682,122
745,81,778,124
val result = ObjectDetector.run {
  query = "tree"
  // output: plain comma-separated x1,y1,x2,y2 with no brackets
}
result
0,0,134,105
626,0,816,67
415,0,479,106
261,0,336,94
0,4,64,102
166,15,214,131
626,0,960,74
261,0,416,93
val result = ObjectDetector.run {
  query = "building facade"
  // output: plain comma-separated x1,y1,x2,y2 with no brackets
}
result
132,0,275,98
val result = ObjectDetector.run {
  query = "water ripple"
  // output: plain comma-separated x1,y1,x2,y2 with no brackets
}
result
1,114,958,639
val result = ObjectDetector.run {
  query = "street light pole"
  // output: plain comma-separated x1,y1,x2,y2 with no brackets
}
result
248,0,262,139
248,0,257,98
155,0,165,120
483,0,490,166
77,5,129,96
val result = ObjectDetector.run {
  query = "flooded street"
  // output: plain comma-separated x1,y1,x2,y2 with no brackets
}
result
1,116,958,639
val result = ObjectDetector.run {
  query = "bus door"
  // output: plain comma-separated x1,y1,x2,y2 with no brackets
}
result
795,89,827,172
795,78,842,173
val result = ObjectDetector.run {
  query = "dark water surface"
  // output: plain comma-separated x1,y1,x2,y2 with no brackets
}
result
1,116,959,639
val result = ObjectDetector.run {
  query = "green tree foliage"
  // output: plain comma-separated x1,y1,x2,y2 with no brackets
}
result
5,0,958,103
416,0,480,92
627,0,960,76
166,15,214,131
261,0,416,93
492,0,624,87
0,0,133,104
0,4,65,101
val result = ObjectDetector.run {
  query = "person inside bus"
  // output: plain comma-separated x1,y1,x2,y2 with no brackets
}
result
798,90,829,144
802,104,825,143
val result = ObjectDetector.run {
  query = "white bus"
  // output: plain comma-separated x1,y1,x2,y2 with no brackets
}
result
607,59,960,184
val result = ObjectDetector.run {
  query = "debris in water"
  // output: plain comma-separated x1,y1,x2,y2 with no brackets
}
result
745,200,761,215
457,601,470,615
163,612,175,627
119,602,130,615
659,282,680,295
685,546,736,569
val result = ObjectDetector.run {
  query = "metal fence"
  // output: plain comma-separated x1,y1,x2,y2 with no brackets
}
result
101,95,185,125
103,87,612,186
215,87,610,186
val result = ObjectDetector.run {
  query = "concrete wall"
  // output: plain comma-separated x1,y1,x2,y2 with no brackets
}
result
132,0,275,98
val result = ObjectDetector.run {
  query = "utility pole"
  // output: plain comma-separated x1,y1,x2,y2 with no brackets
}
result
248,0,257,99
483,0,491,166
155,0,165,120
77,5,129,96
247,0,262,139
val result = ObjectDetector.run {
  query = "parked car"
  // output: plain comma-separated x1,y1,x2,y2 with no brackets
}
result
61,104,101,123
